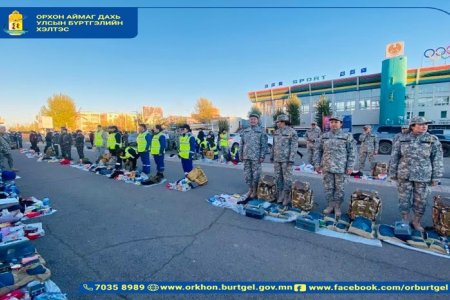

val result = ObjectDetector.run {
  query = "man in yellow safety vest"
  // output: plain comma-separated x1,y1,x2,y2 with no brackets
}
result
94,125,107,163
107,126,122,170
178,124,196,174
218,129,229,162
137,124,152,175
150,124,166,179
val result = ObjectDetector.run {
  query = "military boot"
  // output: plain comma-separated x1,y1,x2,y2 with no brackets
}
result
400,211,410,224
238,188,253,205
334,202,342,218
282,191,291,206
412,215,425,232
323,202,335,215
251,185,258,199
277,190,285,204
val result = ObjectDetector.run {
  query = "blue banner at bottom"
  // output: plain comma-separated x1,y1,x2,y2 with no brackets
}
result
79,281,450,294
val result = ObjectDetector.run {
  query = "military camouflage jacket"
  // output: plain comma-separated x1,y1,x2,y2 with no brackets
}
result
314,129,356,173
389,132,444,182
392,132,406,145
0,134,11,154
359,132,379,152
271,126,298,162
239,125,268,161
305,127,322,144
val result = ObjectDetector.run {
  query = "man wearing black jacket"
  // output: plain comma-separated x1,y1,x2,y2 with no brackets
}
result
59,127,73,160
44,129,53,154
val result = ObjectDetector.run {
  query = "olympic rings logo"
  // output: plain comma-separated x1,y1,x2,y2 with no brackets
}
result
424,46,450,59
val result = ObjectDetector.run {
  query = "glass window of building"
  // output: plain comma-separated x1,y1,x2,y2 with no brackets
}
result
418,111,425,117
302,105,310,114
346,101,356,111
372,88,380,97
405,99,413,109
417,97,432,107
434,96,450,106
442,111,448,119
336,102,345,111
406,112,412,119
371,99,380,109
359,99,370,110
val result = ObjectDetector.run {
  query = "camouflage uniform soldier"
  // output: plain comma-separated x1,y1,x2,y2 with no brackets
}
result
305,121,321,165
358,125,378,170
238,113,268,204
0,125,16,171
271,114,298,206
393,124,409,145
314,116,355,217
389,116,444,232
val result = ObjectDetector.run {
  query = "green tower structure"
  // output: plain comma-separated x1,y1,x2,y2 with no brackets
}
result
380,56,407,125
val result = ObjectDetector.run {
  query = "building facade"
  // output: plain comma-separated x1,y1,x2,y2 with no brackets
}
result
76,112,137,132
248,62,450,131
142,106,163,125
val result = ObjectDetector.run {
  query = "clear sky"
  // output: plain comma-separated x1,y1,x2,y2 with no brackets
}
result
1,0,449,126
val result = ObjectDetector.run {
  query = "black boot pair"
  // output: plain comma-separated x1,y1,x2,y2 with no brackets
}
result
237,194,254,205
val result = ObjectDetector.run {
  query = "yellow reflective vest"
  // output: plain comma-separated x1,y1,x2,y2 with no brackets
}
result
120,146,137,159
151,132,163,155
107,133,121,150
94,130,104,147
179,134,192,159
137,132,150,153
219,132,228,147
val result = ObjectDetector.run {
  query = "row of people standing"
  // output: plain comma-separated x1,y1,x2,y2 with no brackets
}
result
93,124,166,180
237,113,299,208
305,121,379,171
5,131,23,149
42,128,84,160
237,113,444,233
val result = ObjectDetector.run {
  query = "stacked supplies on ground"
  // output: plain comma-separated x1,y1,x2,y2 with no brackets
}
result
0,172,66,299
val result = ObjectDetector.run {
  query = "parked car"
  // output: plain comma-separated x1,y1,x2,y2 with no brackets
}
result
228,133,241,146
371,125,403,155
353,133,362,145
435,134,450,157
295,129,307,148
228,133,273,154
357,125,450,157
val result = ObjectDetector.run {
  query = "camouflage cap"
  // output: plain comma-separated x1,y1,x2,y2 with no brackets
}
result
329,115,343,122
275,114,290,123
409,116,432,125
249,112,260,119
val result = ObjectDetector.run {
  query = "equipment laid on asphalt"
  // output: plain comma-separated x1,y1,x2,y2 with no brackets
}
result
186,167,208,186
372,162,388,177
348,189,382,221
291,180,313,211
257,175,277,202
432,195,450,236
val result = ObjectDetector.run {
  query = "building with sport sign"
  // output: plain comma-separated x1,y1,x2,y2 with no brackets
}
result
248,44,450,131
